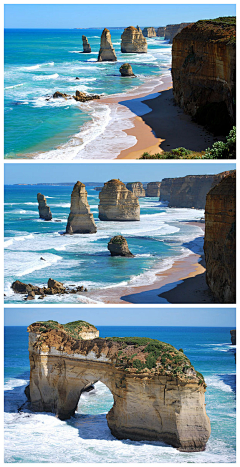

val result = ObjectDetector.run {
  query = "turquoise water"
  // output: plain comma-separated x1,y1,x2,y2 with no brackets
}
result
4,325,236,462
4,29,171,159
4,184,205,304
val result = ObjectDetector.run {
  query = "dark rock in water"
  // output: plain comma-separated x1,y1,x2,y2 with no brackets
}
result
82,35,91,53
75,77,80,80
11,278,87,299
108,235,134,257
24,384,30,401
40,257,46,261
230,330,236,345
73,90,100,102
54,220,62,222
53,91,70,99
25,291,35,301
119,63,135,77
37,193,52,221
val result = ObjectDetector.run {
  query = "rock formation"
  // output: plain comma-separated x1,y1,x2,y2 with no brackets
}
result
156,27,166,37
142,27,156,37
119,63,135,77
11,278,88,299
121,27,147,53
98,28,117,62
146,182,161,197
126,182,145,197
108,235,134,257
172,18,236,133
230,330,236,345
204,171,236,303
73,90,100,102
160,171,233,209
37,193,52,221
66,181,97,234
165,23,191,42
82,35,91,53
98,179,140,221
27,321,211,452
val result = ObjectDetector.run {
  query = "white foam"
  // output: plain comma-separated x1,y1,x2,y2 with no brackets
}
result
22,62,54,71
4,83,24,90
33,73,59,81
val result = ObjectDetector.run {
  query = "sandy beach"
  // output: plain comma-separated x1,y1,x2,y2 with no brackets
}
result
86,222,217,304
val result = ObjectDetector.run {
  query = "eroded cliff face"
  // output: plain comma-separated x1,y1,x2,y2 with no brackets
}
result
98,28,117,62
66,181,97,234
142,27,156,37
37,193,52,221
126,182,145,197
99,179,140,221
160,171,232,209
27,321,211,452
204,171,236,303
121,27,147,53
156,27,165,37
146,182,161,197
172,18,236,130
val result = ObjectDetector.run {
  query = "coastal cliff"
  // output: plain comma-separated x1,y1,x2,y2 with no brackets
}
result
99,179,140,221
121,27,147,53
126,182,145,197
146,182,161,197
66,181,97,234
27,320,211,452
156,27,166,37
37,193,52,221
165,23,191,43
172,17,236,133
160,171,232,209
204,171,236,303
98,29,117,62
142,27,156,37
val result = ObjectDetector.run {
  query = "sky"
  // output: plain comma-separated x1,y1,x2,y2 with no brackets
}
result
4,162,236,185
4,307,236,327
4,3,236,29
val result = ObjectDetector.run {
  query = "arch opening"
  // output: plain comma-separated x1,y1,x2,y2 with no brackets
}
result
77,381,114,416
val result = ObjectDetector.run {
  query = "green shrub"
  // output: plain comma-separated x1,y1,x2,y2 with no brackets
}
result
202,126,236,159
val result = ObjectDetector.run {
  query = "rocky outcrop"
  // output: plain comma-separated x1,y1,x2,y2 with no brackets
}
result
146,182,161,197
11,279,88,300
98,28,117,62
27,321,211,452
142,27,156,37
230,330,236,345
165,23,191,42
126,182,145,197
108,235,134,257
98,179,140,221
37,193,52,221
121,27,147,53
156,27,166,37
82,35,91,53
53,91,69,99
172,18,236,133
119,63,135,77
204,171,236,303
66,181,97,234
73,91,100,102
160,171,233,209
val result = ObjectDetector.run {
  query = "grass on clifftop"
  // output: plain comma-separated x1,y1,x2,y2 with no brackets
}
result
32,320,97,339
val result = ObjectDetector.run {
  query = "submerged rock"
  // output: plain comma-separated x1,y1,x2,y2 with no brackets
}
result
37,193,52,221
66,181,97,234
121,26,147,53
99,179,140,221
142,27,156,37
119,63,135,77
98,28,117,62
126,182,145,197
82,35,91,53
108,235,134,257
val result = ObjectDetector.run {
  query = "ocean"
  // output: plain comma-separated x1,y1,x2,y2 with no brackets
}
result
4,184,205,304
4,325,236,463
4,28,171,159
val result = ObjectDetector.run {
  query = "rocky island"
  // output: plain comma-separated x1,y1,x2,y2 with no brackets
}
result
26,320,211,452
121,26,147,53
99,179,140,221
37,193,52,221
108,235,134,257
66,181,97,234
82,35,91,53
126,182,145,197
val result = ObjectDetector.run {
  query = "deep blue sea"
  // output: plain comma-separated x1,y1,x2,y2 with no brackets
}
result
4,325,236,463
4,28,171,159
4,184,205,304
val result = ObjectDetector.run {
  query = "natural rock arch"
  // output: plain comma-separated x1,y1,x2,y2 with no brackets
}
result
27,321,211,452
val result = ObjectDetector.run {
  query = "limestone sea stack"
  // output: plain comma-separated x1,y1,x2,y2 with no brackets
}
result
66,181,97,234
82,35,91,53
99,179,140,221
27,321,211,452
98,28,117,62
142,27,156,37
37,193,52,221
119,63,135,77
172,18,236,133
146,182,161,197
121,26,147,53
156,27,166,37
108,235,134,257
230,330,236,345
204,171,236,303
126,182,145,197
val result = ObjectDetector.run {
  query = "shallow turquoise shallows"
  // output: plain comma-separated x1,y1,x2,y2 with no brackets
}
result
4,325,236,463
4,29,171,158
4,185,205,304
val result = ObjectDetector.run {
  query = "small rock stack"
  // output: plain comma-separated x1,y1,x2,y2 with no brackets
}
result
108,235,134,257
82,35,91,53
98,28,117,62
37,193,52,221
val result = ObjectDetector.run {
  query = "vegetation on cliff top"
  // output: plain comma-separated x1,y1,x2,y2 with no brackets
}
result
195,16,236,44
30,320,97,339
